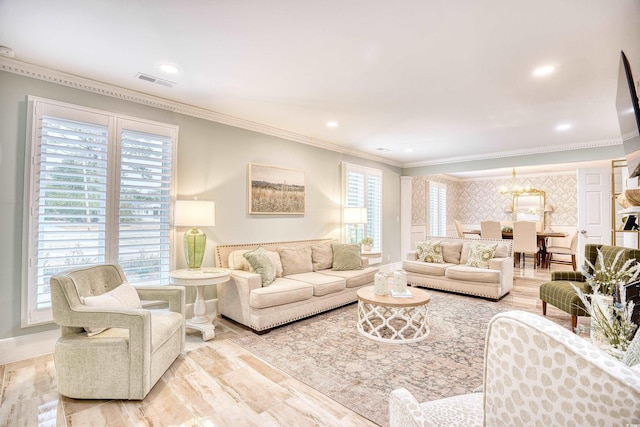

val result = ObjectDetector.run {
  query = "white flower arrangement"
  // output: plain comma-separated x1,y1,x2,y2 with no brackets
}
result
582,249,640,296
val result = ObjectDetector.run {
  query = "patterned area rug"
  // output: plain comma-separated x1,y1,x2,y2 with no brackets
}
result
231,288,548,426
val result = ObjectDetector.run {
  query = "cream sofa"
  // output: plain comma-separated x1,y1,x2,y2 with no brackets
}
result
402,236,514,300
389,310,640,426
215,239,378,332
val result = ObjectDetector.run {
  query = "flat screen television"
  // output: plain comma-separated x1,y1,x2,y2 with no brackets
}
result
618,51,640,178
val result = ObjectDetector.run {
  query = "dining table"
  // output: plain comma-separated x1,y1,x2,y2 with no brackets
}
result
466,229,568,268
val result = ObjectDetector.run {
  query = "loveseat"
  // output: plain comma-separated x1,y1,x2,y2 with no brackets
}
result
389,310,640,426
214,239,378,332
402,236,514,300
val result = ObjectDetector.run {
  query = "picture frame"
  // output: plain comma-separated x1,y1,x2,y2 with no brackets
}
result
248,163,305,215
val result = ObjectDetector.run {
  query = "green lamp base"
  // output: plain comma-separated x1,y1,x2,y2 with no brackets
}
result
184,226,206,270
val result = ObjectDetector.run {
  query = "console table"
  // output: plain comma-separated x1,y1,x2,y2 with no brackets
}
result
169,268,230,341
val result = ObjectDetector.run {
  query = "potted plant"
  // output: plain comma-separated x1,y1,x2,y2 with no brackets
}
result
572,249,640,357
361,237,373,252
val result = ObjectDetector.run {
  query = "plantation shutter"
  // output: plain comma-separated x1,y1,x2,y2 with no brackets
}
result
343,163,383,252
32,115,109,316
24,97,177,326
118,124,173,285
428,181,447,237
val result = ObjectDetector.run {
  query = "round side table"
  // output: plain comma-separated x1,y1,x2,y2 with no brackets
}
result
169,268,230,341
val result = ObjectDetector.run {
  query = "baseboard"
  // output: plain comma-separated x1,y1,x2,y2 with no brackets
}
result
0,299,218,365
0,328,60,365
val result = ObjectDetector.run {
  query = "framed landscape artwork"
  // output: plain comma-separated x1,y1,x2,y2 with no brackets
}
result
248,163,306,215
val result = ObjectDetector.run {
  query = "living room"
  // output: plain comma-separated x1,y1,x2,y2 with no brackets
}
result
2,1,640,426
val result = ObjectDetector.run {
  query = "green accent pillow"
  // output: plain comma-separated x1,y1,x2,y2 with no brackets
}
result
243,246,276,286
416,240,444,263
623,328,640,367
466,242,497,269
331,243,363,271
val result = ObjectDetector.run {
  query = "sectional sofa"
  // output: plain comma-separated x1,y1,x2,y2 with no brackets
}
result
214,239,378,332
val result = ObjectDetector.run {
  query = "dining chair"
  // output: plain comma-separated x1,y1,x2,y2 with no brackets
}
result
512,221,540,268
454,220,466,238
480,221,502,239
546,225,578,270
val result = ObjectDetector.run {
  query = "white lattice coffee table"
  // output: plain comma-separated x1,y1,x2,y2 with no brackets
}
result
356,286,431,343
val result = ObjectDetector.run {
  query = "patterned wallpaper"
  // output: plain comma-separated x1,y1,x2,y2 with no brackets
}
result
412,173,578,228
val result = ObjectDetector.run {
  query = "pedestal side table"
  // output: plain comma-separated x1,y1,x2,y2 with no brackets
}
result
169,268,230,341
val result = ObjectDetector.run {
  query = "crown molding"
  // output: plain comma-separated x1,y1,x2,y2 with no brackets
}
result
0,57,403,168
402,138,623,169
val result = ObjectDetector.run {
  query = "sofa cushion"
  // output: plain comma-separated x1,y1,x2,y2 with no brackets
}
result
331,243,363,270
278,246,313,276
441,241,463,264
228,249,251,271
320,266,377,288
445,265,501,283
311,242,333,271
466,242,498,269
416,240,444,263
265,250,284,277
80,281,142,336
403,260,453,277
249,279,314,309
285,272,346,296
243,247,276,286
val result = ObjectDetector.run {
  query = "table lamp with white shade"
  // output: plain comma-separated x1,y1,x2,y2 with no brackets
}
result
174,200,216,270
343,207,367,244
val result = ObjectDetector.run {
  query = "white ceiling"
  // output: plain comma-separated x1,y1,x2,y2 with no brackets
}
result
2,0,640,169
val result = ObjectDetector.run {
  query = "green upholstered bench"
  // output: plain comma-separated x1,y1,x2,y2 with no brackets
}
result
540,244,640,332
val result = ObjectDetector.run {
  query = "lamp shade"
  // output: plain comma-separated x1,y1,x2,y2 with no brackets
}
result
344,207,367,224
544,204,554,213
174,200,215,227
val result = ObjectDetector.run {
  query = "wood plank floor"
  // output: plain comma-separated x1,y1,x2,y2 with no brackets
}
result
0,262,576,427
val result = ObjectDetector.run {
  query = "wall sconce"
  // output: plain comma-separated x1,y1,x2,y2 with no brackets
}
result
343,207,367,244
174,200,216,270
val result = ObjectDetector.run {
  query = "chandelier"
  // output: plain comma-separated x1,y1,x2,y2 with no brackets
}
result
500,168,544,195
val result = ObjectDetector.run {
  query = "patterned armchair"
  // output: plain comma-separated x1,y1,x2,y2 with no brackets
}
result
389,311,640,427
50,264,186,400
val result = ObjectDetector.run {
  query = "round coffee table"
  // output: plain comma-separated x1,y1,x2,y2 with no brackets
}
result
356,286,431,343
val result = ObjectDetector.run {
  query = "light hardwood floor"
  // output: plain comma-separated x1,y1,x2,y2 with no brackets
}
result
0,262,576,427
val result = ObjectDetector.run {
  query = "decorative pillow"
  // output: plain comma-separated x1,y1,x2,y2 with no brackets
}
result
494,243,509,258
244,247,276,286
228,250,251,271
416,240,444,263
265,250,283,277
278,246,313,276
466,242,498,269
80,281,142,336
441,241,463,264
311,242,333,271
623,328,640,367
331,243,363,271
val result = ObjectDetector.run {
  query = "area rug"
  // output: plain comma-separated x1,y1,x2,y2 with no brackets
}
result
230,289,541,426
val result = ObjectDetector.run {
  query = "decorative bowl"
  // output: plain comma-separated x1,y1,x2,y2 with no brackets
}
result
618,189,640,208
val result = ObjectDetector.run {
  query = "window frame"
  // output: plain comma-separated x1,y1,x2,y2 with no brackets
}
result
342,162,383,252
427,180,447,237
22,96,178,326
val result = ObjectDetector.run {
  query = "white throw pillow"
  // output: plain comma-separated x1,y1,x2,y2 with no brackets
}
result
80,281,142,336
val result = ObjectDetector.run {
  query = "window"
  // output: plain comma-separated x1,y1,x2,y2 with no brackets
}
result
428,181,447,237
23,97,177,326
342,162,382,252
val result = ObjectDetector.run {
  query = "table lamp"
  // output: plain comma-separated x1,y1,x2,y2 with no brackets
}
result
343,207,367,244
174,200,216,270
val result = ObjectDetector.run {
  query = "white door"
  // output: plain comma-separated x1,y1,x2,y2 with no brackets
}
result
577,167,611,265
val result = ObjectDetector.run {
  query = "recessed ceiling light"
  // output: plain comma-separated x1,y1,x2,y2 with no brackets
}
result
404,148,414,153
533,65,555,77
375,147,391,152
555,123,572,131
326,121,339,128
159,64,180,74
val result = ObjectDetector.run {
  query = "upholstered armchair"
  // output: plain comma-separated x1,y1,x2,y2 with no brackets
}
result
50,264,185,400
389,310,640,427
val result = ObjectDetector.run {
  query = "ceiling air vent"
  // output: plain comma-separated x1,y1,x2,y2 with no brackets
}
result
135,72,175,88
